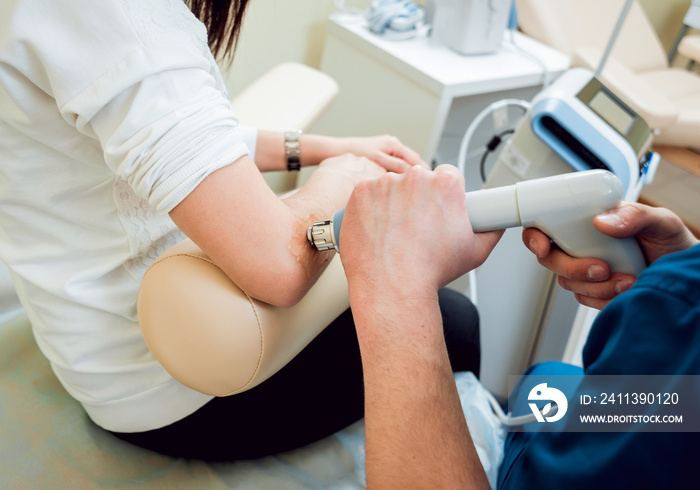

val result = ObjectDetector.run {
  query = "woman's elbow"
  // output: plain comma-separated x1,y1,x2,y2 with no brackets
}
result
267,288,307,309
241,264,312,309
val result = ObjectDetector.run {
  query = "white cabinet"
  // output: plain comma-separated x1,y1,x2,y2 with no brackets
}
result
315,17,569,190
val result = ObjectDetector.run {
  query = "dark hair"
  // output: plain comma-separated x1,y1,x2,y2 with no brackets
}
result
186,0,251,62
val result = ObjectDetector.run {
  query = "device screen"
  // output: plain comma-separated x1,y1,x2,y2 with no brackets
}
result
589,89,636,136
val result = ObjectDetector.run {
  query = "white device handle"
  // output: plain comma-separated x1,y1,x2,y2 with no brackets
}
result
464,170,647,276
309,170,647,276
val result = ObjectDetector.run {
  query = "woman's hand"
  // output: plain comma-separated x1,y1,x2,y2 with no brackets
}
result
523,202,698,310
338,135,428,173
254,131,426,174
304,153,388,199
286,153,388,226
293,133,427,174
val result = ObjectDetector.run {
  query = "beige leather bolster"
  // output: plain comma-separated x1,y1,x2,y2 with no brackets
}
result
137,239,349,397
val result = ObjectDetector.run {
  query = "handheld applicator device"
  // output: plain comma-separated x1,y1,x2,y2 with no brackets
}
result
307,170,646,276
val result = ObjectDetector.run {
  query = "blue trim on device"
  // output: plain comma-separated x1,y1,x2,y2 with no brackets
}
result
332,208,345,250
641,151,660,186
508,0,518,30
530,98,631,194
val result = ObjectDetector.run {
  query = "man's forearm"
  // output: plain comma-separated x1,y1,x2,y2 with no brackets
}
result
352,291,490,489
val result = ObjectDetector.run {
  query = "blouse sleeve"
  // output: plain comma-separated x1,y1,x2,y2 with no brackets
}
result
7,0,254,213
86,64,251,214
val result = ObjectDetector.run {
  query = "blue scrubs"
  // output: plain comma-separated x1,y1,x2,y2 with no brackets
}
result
498,244,700,489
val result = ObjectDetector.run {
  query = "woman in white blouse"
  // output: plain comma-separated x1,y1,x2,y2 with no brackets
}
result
0,0,482,459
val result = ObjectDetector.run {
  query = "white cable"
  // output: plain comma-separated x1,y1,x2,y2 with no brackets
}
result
468,264,479,306
457,98,530,306
484,388,560,427
456,98,530,178
505,29,552,89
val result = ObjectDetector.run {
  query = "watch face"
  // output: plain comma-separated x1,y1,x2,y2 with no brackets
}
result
285,130,302,171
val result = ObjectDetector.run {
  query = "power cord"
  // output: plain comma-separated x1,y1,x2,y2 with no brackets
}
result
504,29,552,89
479,129,515,182
457,98,530,180
456,98,529,306
483,388,561,427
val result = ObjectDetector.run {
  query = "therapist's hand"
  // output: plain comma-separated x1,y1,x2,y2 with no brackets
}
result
523,202,699,310
341,164,503,300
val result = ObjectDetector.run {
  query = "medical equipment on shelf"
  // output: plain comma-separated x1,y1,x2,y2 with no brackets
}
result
367,0,427,41
429,0,512,55
307,170,646,276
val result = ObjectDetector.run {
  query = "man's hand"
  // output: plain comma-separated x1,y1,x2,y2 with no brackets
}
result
523,202,698,309
341,164,503,302
339,164,499,489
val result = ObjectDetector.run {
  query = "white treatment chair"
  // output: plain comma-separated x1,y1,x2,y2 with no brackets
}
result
515,0,700,149
669,0,700,68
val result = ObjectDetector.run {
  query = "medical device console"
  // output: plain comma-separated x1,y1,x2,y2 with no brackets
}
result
502,68,658,201
307,170,646,276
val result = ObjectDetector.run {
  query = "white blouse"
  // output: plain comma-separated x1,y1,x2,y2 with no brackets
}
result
0,0,257,432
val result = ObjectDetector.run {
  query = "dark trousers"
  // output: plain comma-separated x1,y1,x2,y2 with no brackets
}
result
111,288,480,461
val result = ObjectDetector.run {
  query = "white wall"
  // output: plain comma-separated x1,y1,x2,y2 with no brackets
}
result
222,0,692,96
222,0,371,98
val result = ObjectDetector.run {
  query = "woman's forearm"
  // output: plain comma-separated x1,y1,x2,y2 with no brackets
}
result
252,130,425,173
169,154,383,307
169,127,417,306
253,130,352,172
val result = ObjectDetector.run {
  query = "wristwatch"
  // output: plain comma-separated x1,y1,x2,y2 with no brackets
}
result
284,130,302,171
